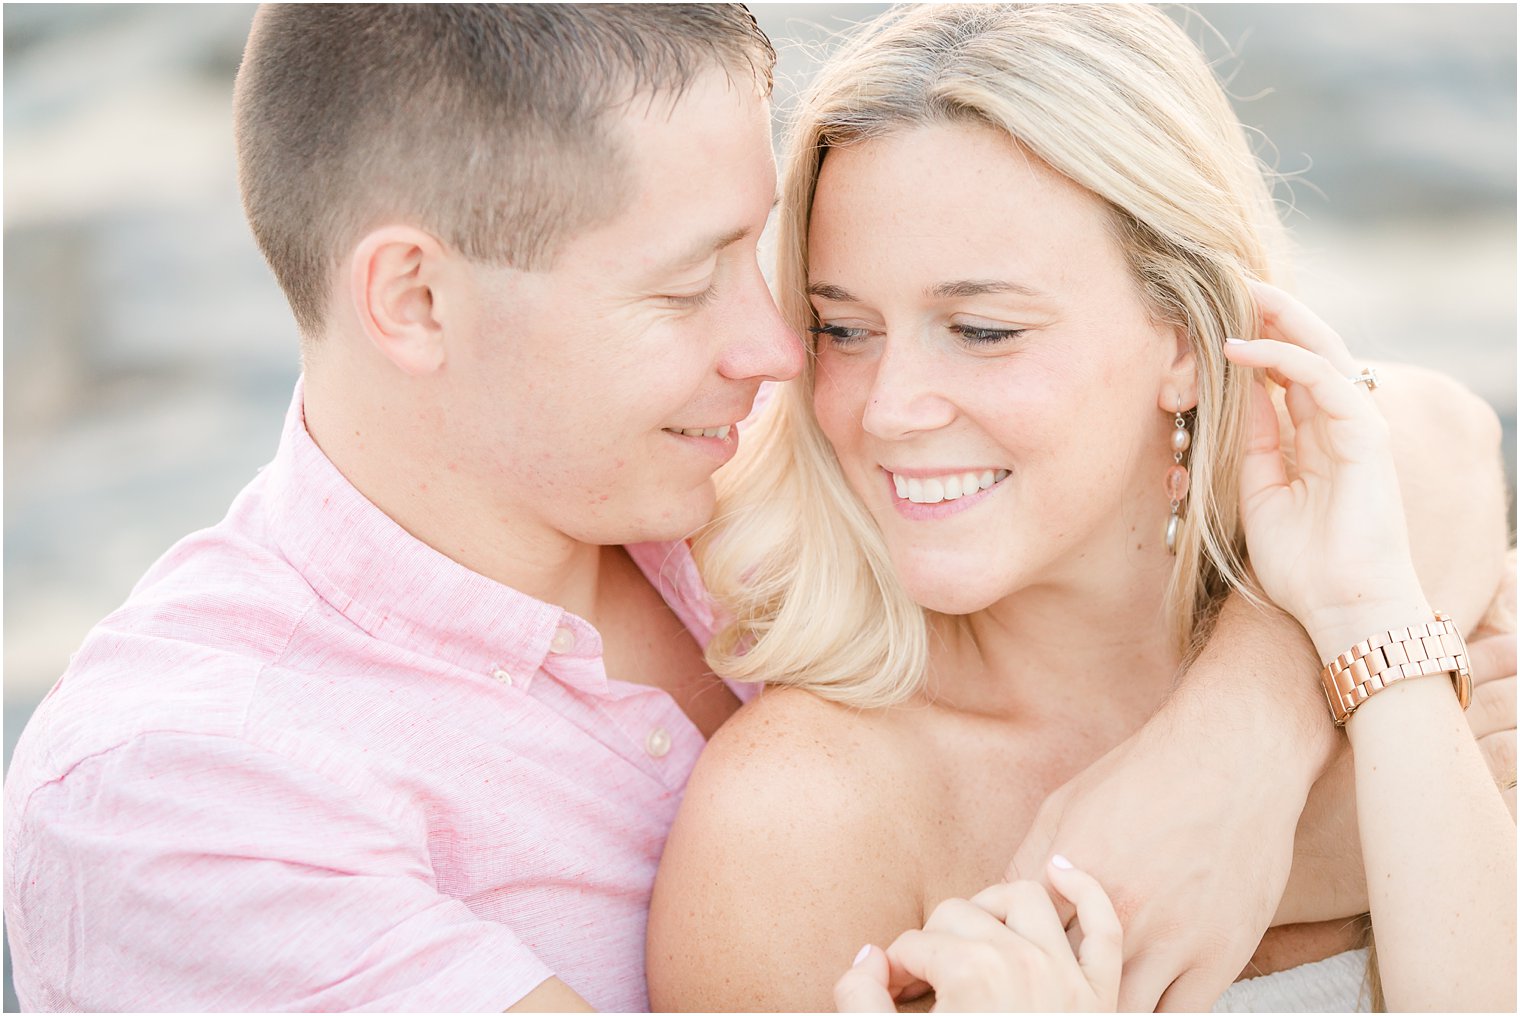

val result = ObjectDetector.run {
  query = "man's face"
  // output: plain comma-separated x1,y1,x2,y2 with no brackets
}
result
443,68,802,548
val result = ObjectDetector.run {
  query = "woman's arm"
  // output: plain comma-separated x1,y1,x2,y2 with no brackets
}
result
1344,645,1516,1010
1224,280,1516,1012
646,688,924,1012
1002,360,1511,1010
1277,360,1512,924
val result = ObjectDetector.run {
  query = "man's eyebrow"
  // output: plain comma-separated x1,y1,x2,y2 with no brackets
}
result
928,279,1046,299
668,197,780,269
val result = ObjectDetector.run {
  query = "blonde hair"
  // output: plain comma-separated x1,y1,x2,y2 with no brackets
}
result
698,4,1291,707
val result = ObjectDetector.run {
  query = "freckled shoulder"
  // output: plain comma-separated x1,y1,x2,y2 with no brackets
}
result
648,686,926,1012
700,684,908,783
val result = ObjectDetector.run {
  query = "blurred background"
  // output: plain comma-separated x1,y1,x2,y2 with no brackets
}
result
3,4,1515,1009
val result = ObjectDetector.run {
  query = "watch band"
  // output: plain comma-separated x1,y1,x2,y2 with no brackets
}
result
1320,611,1472,727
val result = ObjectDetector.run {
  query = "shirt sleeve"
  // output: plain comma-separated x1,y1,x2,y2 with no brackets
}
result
7,730,555,1012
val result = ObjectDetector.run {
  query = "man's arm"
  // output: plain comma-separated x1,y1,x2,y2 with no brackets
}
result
6,731,565,1012
1004,361,1510,1011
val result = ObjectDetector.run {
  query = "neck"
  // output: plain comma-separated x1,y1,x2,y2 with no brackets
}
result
928,528,1184,720
302,360,607,620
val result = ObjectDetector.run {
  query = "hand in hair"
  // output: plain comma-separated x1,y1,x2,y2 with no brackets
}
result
1224,280,1516,1012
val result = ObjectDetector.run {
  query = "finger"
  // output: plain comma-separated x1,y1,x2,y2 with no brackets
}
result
969,880,1073,965
1157,966,1236,1013
1245,279,1359,375
1235,377,1290,512
1047,860,1123,1005
1468,676,1516,740
883,929,1009,1009
1478,729,1516,789
924,895,1018,939
835,945,897,1013
1467,633,1517,688
1223,339,1377,426
1003,851,1076,930
1116,953,1173,1014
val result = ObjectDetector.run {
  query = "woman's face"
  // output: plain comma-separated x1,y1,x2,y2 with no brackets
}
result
808,122,1190,615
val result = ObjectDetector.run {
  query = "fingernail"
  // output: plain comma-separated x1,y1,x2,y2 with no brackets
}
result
1051,853,1074,870
1225,336,1248,344
853,944,872,967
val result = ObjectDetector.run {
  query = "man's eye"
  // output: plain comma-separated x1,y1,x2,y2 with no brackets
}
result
807,324,869,347
665,284,717,308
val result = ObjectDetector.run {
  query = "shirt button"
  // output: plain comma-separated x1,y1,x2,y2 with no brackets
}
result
549,627,575,654
645,727,672,758
491,667,513,687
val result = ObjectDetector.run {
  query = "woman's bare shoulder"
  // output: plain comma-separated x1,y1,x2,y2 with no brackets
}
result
673,685,921,880
699,684,911,783
648,686,925,1011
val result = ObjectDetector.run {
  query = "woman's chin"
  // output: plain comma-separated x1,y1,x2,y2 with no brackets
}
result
899,571,1007,617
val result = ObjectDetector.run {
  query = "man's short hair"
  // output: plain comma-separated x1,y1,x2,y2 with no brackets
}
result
234,4,775,337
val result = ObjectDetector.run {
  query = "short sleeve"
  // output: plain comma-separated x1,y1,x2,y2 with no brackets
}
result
6,731,554,1012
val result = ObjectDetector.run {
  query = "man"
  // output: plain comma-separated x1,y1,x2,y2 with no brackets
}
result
5,5,1511,1012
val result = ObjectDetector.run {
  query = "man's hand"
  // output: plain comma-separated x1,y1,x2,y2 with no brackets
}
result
1468,632,1517,817
1004,596,1332,1012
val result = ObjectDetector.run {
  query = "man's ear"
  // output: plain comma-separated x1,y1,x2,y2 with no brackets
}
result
1158,323,1199,413
348,226,450,376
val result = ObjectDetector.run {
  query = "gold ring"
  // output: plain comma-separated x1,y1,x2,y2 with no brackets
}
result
1348,367,1379,391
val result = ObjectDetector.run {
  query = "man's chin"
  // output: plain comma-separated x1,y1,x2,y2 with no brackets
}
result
583,484,718,547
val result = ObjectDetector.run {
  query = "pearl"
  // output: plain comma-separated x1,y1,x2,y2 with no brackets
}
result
1171,427,1192,453
1164,464,1190,503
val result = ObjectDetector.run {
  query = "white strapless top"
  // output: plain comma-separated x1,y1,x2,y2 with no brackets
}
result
1212,948,1373,1012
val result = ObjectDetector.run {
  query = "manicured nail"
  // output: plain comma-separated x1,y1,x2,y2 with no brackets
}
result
1225,336,1248,344
1050,854,1074,870
853,945,872,967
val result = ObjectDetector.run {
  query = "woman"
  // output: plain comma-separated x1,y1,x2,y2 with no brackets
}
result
647,5,1515,1011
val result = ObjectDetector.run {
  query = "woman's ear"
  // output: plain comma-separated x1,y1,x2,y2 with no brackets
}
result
348,226,449,376
1158,324,1199,413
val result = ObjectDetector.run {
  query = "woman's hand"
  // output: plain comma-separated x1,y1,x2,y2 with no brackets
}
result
1223,281,1431,656
834,859,1120,1013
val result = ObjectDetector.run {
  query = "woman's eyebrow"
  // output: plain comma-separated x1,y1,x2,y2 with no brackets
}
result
929,279,1046,299
807,279,1049,302
806,282,855,301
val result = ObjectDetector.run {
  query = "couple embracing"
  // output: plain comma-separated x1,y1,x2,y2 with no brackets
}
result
6,5,1514,1012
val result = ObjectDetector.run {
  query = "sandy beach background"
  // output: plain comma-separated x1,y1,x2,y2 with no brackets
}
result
3,5,1515,1009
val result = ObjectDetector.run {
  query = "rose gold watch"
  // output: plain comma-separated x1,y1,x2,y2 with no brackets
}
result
1320,611,1472,727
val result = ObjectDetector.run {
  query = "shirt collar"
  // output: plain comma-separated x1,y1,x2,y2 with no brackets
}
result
261,378,697,696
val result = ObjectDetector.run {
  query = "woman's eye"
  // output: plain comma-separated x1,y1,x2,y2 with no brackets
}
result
950,323,1025,346
807,323,870,348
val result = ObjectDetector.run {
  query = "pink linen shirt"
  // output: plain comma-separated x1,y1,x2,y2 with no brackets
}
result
4,379,755,1012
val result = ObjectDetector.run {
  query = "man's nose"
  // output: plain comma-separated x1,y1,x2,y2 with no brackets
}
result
716,268,804,384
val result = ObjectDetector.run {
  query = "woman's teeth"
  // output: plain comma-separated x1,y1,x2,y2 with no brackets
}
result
892,469,1010,504
668,425,731,439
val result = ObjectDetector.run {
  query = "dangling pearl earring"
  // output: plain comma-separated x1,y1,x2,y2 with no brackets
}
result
1165,399,1191,555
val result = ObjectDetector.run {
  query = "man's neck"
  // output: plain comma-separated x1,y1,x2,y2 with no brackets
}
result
302,371,609,620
